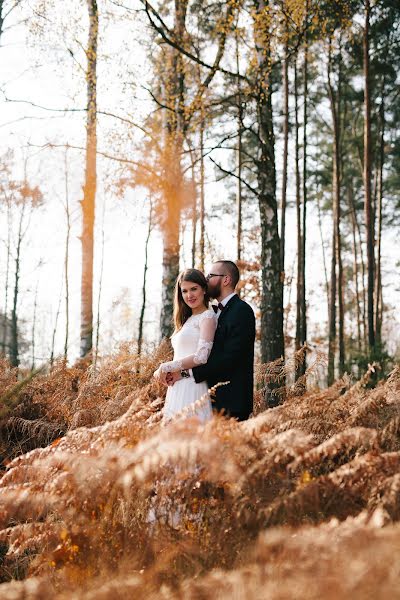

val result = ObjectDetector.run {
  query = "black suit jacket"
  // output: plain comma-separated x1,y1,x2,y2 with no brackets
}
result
192,295,255,419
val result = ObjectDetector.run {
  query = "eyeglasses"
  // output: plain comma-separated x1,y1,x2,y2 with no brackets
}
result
206,273,226,281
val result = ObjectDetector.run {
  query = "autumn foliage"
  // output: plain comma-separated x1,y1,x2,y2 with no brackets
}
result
0,350,399,598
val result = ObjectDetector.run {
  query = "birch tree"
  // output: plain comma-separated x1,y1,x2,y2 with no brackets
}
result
80,0,98,357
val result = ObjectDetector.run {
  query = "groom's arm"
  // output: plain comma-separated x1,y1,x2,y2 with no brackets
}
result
192,305,255,384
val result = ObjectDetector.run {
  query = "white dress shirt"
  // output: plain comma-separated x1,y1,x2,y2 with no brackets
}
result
216,292,237,317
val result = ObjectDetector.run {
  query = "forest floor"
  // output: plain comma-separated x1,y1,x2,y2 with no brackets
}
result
0,346,399,599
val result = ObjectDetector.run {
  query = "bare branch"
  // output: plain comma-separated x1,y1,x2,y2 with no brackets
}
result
209,156,258,197
141,0,248,83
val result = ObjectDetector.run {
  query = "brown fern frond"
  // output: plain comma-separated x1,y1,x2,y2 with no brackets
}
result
289,427,380,476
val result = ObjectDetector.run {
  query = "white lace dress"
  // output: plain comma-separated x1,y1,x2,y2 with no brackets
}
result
161,309,217,423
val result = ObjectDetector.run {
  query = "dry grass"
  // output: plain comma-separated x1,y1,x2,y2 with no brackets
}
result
0,349,399,598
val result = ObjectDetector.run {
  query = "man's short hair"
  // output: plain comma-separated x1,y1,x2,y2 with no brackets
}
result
215,260,240,288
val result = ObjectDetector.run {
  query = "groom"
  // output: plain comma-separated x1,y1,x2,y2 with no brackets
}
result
169,260,256,421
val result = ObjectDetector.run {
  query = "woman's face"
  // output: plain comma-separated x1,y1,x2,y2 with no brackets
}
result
180,280,205,310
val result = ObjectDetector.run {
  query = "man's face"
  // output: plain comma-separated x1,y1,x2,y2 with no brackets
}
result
206,263,226,299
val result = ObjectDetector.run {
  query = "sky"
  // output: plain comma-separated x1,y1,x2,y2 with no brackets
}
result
0,0,399,367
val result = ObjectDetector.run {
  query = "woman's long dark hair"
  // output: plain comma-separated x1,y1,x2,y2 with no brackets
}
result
173,269,209,332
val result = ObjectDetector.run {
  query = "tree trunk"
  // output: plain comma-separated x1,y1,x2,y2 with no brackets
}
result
253,0,284,375
138,199,153,356
80,0,98,358
328,225,337,386
64,148,71,360
327,39,344,377
375,92,385,347
31,282,38,370
199,113,205,271
236,25,243,263
300,9,308,372
280,19,289,277
348,185,362,354
94,200,106,367
10,206,25,368
316,190,329,309
190,159,197,268
363,0,375,353
352,196,368,349
160,0,188,339
50,278,63,367
294,57,302,358
1,197,11,354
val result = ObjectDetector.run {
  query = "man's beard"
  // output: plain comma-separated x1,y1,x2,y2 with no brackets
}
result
208,281,221,299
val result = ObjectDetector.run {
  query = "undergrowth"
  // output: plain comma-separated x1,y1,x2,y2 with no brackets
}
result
0,347,399,599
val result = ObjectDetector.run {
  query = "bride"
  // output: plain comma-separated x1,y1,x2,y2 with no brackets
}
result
154,268,217,422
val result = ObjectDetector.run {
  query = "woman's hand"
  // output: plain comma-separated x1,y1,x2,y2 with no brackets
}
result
153,366,169,385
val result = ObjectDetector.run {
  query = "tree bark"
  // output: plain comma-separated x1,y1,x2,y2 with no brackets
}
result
190,165,197,268
328,225,336,386
280,17,289,277
199,111,205,271
375,92,385,347
363,0,375,353
253,0,284,373
348,185,362,354
300,6,308,373
294,57,302,358
64,148,71,360
31,282,38,370
10,206,25,368
159,0,188,339
80,0,98,358
138,199,153,356
1,197,11,355
50,278,63,367
327,39,345,377
236,25,243,263
94,200,106,366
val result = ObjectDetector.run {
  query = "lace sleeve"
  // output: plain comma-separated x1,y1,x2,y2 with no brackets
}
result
158,311,217,372
193,312,217,365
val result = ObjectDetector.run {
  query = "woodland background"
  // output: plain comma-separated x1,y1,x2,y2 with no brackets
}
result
0,0,398,385
0,2,400,598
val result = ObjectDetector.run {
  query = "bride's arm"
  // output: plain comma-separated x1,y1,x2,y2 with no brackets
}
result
156,314,217,374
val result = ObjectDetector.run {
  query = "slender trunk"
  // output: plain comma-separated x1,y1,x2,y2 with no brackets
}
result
300,11,308,376
280,19,289,277
138,199,153,356
236,25,243,263
64,148,71,360
328,226,337,386
0,1,4,39
199,113,205,271
363,0,375,353
94,200,106,367
31,281,38,370
353,202,368,349
294,57,302,357
253,0,284,375
348,185,362,353
80,0,98,358
190,167,197,268
327,39,344,376
316,191,330,308
10,206,25,368
50,278,63,367
375,93,385,346
2,198,11,354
